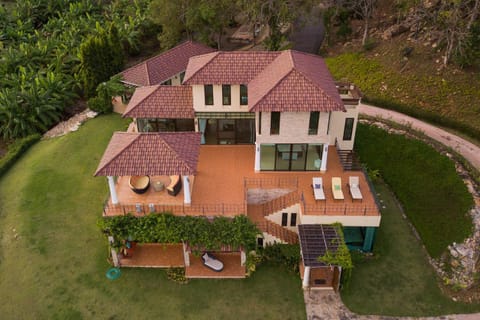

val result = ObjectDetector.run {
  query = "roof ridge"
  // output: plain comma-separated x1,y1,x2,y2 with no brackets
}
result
95,132,141,176
123,85,160,118
249,68,295,112
161,133,195,172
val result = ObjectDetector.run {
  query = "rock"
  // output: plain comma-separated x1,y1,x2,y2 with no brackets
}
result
382,24,409,40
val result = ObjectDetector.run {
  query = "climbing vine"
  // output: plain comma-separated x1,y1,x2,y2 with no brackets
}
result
99,213,260,252
317,224,353,278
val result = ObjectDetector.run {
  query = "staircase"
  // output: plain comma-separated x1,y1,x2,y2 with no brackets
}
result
247,191,301,244
336,149,362,171
255,220,299,244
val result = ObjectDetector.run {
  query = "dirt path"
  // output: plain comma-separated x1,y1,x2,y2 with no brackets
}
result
358,103,480,171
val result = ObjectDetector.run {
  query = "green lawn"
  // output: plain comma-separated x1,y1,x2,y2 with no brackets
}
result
354,123,474,258
0,114,306,320
341,182,480,316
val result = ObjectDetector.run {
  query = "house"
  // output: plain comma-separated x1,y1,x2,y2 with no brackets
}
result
95,41,381,288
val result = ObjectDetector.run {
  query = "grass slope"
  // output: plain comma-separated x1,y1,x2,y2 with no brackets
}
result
0,114,306,320
342,182,480,316
325,52,480,141
354,123,474,258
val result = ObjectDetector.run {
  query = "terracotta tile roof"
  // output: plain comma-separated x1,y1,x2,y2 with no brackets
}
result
94,132,201,176
183,51,280,85
248,51,345,112
123,85,194,119
120,41,216,86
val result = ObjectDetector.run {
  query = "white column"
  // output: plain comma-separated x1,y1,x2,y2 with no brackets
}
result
107,176,119,205
254,142,261,172
240,250,246,266
183,176,191,204
320,144,329,172
108,236,120,267
183,242,190,267
303,266,311,288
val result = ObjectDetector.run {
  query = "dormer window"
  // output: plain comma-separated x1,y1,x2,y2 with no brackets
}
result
222,85,231,105
204,85,213,105
240,84,248,105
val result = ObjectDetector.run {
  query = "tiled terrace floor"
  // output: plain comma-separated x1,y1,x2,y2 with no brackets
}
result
104,146,379,217
119,243,184,267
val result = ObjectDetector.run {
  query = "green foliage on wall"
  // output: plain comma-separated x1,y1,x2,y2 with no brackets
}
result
99,213,260,252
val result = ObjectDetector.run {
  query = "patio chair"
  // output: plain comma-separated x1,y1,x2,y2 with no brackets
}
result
331,177,344,200
312,177,325,200
348,176,363,201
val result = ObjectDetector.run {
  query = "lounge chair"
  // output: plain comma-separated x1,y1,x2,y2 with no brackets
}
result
348,176,363,201
201,252,224,272
331,177,344,200
167,175,182,196
129,176,150,194
312,177,325,200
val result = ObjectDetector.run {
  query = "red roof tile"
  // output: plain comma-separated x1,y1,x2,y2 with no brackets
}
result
248,51,345,112
120,41,216,86
183,51,280,85
94,132,201,176
123,85,194,119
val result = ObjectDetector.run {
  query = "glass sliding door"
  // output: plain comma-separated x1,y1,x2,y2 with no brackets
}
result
290,144,307,171
260,144,275,170
306,144,323,170
260,143,323,171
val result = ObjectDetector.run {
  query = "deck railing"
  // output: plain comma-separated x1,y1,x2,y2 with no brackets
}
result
103,202,246,217
244,177,298,189
261,191,300,217
256,220,298,244
302,203,379,216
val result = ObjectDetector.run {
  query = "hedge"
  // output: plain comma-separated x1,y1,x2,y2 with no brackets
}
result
0,134,41,178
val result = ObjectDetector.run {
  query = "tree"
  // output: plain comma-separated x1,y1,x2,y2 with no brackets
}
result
77,23,125,98
346,0,377,46
238,0,314,51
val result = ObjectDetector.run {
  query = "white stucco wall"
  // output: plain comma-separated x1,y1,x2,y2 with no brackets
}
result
255,111,330,145
300,214,381,227
328,105,358,150
192,84,250,112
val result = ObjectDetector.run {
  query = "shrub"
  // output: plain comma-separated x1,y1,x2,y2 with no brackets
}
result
263,243,301,274
166,267,188,284
87,96,112,114
0,134,41,178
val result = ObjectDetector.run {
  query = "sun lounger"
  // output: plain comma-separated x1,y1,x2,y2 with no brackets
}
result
348,176,363,201
202,252,224,272
331,177,344,200
312,177,325,200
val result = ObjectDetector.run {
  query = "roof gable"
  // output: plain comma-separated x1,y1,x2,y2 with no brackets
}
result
183,51,280,85
123,85,194,119
120,41,216,86
248,50,345,112
94,132,201,176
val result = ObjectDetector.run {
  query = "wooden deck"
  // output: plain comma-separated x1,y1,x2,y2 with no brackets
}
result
103,145,380,217
119,243,184,268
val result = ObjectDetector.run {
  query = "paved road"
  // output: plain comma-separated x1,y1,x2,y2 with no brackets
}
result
359,103,480,171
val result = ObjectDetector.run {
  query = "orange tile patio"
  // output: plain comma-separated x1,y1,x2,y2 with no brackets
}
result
186,252,245,278
103,146,379,217
119,243,184,267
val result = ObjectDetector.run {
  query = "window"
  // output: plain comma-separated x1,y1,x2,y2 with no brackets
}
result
257,237,264,247
240,84,248,105
222,85,231,105
204,85,213,105
162,79,172,85
258,112,262,135
179,72,185,83
270,112,280,135
343,118,354,141
290,213,297,227
308,111,320,135
281,212,288,226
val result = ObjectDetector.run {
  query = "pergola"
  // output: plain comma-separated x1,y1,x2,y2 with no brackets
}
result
95,132,201,205
298,224,343,289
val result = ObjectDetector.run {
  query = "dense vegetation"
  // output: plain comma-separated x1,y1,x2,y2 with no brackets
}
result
100,213,259,252
354,124,474,258
0,0,153,139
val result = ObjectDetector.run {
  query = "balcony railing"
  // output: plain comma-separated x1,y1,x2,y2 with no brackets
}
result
103,202,246,217
244,177,298,189
256,220,298,244
261,191,300,217
302,203,379,216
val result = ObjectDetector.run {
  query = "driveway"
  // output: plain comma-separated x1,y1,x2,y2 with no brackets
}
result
359,103,480,171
